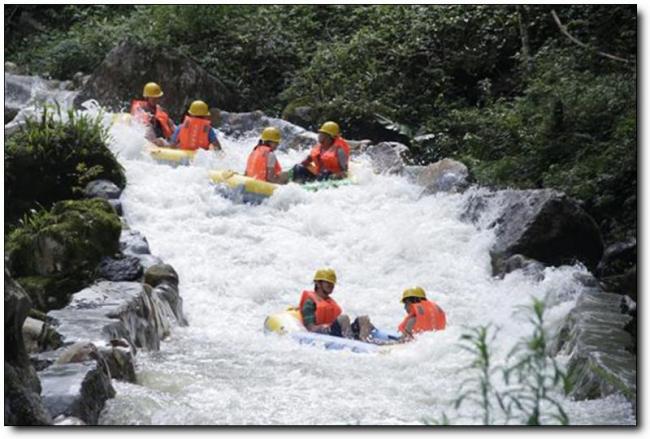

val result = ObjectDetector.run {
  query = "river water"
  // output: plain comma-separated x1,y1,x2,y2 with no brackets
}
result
95,116,634,426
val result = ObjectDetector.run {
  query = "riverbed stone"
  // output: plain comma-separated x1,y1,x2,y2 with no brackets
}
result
5,269,52,425
554,291,636,404
411,158,470,194
363,142,407,174
462,188,604,275
96,255,143,282
74,40,238,120
83,179,122,200
144,263,179,289
38,360,115,425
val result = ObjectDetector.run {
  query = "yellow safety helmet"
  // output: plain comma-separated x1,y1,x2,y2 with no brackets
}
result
318,121,340,138
188,100,210,117
143,82,163,98
401,286,427,303
261,127,281,143
314,268,337,285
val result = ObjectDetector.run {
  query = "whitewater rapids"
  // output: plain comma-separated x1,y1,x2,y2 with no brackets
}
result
97,116,635,425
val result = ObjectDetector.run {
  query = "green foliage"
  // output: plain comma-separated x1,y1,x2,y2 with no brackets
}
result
6,198,122,311
5,5,636,244
4,106,125,229
446,299,569,425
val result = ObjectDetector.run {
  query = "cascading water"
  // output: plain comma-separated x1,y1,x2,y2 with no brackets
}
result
71,110,634,425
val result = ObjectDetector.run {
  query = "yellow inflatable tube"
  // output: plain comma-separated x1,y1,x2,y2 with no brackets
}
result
147,145,197,164
264,308,304,334
208,170,278,197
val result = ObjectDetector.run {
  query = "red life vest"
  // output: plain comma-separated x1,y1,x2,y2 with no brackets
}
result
130,100,174,139
245,144,282,181
298,290,342,326
177,116,212,150
309,137,350,175
398,300,446,334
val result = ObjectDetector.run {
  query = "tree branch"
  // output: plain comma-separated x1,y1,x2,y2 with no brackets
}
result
551,9,630,64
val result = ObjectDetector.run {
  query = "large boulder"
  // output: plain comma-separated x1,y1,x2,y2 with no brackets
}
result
74,40,238,120
596,238,637,300
462,188,604,275
405,159,470,194
218,110,318,151
361,142,407,174
553,290,636,406
4,73,78,126
38,358,115,425
5,269,52,425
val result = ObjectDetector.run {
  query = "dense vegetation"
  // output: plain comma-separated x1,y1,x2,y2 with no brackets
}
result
5,5,636,244
4,107,125,229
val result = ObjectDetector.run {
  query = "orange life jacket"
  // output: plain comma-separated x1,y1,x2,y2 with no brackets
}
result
245,144,282,181
398,299,446,334
177,116,212,151
130,100,174,139
298,290,342,326
309,137,350,175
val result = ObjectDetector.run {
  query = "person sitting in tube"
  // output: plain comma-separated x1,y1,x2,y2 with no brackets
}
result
291,121,350,184
297,268,373,341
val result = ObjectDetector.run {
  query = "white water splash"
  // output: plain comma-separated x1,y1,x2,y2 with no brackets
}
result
96,115,634,426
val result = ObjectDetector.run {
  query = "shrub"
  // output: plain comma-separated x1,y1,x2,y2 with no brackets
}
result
4,106,125,229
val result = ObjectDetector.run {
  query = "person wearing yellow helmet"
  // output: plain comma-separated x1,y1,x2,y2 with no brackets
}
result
397,287,446,341
171,100,222,151
296,268,374,341
244,127,288,184
291,121,351,184
130,82,176,146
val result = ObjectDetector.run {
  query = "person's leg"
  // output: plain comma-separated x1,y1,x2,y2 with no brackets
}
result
351,315,374,342
291,165,317,184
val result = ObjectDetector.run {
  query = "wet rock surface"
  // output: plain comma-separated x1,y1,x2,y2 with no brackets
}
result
462,188,604,275
96,256,143,282
83,179,122,200
74,40,238,120
554,291,636,406
5,269,53,425
38,360,115,425
404,159,470,195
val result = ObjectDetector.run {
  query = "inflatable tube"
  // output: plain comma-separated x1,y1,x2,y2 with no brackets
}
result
147,145,196,165
264,308,401,353
209,170,356,203
209,170,277,197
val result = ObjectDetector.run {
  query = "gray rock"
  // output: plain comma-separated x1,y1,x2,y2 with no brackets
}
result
219,110,318,152
96,256,143,282
412,159,470,194
83,179,121,200
108,199,123,216
47,281,177,351
119,229,151,255
144,264,179,289
5,61,21,74
462,188,604,275
74,40,238,120
5,269,52,425
597,238,636,277
39,360,115,425
554,291,636,405
363,142,407,174
498,254,545,281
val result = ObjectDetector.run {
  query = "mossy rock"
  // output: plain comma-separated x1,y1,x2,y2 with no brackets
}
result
7,198,121,278
143,264,179,289
6,199,121,311
16,275,86,312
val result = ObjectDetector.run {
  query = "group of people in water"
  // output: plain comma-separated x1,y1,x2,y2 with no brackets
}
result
131,82,446,344
130,82,350,185
299,269,446,344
